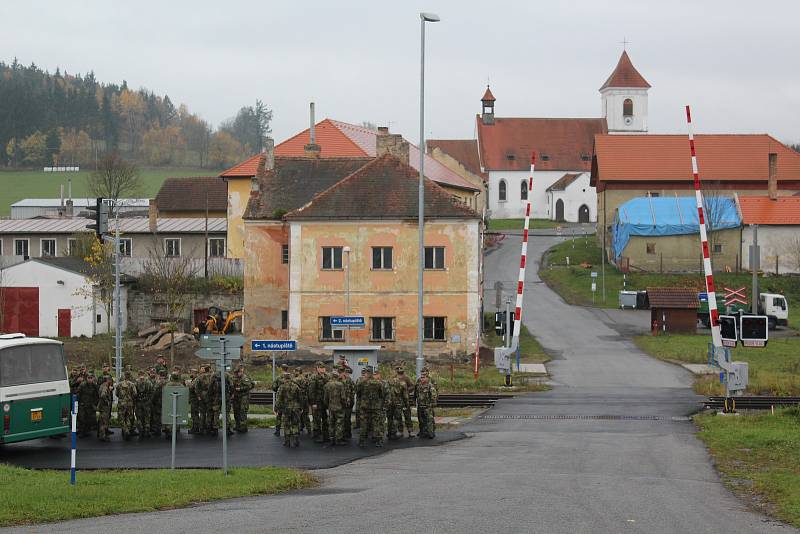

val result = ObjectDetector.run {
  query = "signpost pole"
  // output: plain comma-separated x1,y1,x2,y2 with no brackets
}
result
751,224,759,315
70,395,77,486
170,392,178,470
220,337,228,476
272,351,276,407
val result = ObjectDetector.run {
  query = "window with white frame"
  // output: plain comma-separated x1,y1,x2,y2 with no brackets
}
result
371,246,393,270
321,246,343,270
281,244,289,264
67,238,77,256
370,317,395,341
40,239,57,257
208,237,225,258
164,238,181,257
424,246,445,269
14,239,29,258
119,238,132,257
498,180,507,202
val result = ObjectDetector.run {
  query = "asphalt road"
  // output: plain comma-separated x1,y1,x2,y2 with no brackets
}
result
8,235,795,534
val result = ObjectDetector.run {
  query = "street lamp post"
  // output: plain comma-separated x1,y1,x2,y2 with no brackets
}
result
344,246,351,343
417,11,440,379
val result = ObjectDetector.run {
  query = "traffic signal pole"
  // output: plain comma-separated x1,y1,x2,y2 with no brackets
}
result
113,201,122,383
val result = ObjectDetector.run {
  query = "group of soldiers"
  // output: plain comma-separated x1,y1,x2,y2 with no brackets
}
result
272,356,438,448
70,356,255,441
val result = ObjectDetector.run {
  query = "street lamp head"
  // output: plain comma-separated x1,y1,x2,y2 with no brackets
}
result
343,246,351,253
420,12,440,22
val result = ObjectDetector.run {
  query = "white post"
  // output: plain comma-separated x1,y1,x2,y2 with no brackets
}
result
220,338,228,476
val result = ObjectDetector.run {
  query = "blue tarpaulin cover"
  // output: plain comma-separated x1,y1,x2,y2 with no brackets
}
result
612,196,740,260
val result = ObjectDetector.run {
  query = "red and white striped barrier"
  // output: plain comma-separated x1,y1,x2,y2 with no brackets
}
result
512,152,536,342
685,106,722,349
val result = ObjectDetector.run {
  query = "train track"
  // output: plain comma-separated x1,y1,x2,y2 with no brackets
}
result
704,396,800,410
250,392,515,408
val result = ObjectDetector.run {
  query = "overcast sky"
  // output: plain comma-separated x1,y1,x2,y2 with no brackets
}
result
2,1,799,146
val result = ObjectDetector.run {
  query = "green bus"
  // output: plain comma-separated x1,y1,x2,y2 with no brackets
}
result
0,334,71,445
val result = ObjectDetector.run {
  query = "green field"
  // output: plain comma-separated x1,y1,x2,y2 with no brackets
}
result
696,410,800,527
487,218,562,231
539,237,800,328
635,335,800,396
0,167,210,216
0,464,314,526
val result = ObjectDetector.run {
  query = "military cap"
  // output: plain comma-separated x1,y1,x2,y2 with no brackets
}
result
362,366,373,374
316,360,327,367
293,367,303,374
396,367,405,373
280,363,289,370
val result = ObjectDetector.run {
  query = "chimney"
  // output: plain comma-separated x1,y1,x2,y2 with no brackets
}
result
264,137,275,170
377,126,389,136
65,198,73,217
376,131,410,164
60,184,64,207
148,199,158,233
303,102,321,157
768,152,778,200
252,151,266,192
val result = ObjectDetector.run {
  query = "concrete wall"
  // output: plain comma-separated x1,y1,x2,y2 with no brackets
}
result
618,228,741,272
489,170,582,219
226,177,252,259
428,147,486,215
244,219,481,361
741,225,800,274
127,288,243,333
1,261,128,337
547,173,596,222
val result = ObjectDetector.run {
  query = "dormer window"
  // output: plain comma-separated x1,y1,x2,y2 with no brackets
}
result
540,154,550,162
581,154,591,162
505,152,516,161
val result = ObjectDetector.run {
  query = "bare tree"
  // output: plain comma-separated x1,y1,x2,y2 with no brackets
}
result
88,152,141,203
701,182,734,270
789,236,800,273
140,239,198,367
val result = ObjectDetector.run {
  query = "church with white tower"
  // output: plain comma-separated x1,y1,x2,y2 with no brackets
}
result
471,50,651,222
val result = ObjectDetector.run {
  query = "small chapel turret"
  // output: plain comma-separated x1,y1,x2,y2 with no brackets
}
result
600,51,650,133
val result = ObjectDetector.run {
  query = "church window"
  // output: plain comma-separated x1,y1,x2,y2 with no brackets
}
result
623,98,634,117
520,181,528,200
499,180,507,202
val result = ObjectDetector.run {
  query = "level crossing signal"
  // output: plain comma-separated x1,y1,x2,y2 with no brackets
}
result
83,198,109,239
494,311,506,336
740,315,768,347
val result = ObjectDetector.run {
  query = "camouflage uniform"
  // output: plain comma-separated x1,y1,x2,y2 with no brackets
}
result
374,372,390,440
396,369,415,436
150,371,166,436
308,363,330,443
387,376,408,440
232,368,254,432
354,373,367,430
341,368,355,438
210,372,234,436
358,369,387,447
323,371,347,445
292,369,310,434
192,367,213,434
188,370,200,434
135,372,153,438
69,368,82,394
415,375,438,439
116,372,138,440
272,368,286,436
76,374,99,436
96,378,114,441
276,373,301,447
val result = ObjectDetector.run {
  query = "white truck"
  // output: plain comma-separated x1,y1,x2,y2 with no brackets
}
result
698,292,788,330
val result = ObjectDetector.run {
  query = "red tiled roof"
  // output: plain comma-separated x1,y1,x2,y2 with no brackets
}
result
155,176,227,212
222,118,478,192
481,86,495,102
738,196,800,225
546,173,583,192
477,117,607,171
600,51,651,90
285,155,479,221
427,139,485,178
646,287,699,309
592,134,800,185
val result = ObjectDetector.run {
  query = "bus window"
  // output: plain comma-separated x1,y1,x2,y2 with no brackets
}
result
0,344,66,387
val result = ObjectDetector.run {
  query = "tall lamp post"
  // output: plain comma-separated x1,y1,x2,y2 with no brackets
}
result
417,11,440,378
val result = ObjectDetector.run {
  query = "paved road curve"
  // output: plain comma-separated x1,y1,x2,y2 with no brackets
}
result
10,235,794,534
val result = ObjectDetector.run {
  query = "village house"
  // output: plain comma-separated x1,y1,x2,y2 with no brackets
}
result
150,176,227,219
10,197,149,219
738,195,800,274
242,149,482,361
426,139,487,215
221,113,481,259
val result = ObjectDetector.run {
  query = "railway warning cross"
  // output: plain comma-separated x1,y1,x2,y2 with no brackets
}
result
723,287,747,307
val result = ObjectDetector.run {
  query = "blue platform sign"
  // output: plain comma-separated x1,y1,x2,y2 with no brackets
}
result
699,292,708,302
330,316,366,328
251,340,297,351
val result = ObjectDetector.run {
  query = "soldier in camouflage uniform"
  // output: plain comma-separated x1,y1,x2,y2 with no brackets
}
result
96,376,114,442
192,365,212,435
415,372,438,439
293,367,310,435
116,370,138,440
232,366,254,433
76,373,99,437
341,367,355,439
323,369,347,445
276,372,301,447
387,370,408,440
373,370,390,441
69,367,82,394
308,362,330,443
210,369,234,436
100,363,112,384
354,369,367,430
154,356,168,375
188,369,200,434
272,364,288,436
396,367,415,437
135,370,153,438
150,369,166,436
358,367,387,447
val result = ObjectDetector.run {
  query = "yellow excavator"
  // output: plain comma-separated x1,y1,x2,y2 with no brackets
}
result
194,306,243,336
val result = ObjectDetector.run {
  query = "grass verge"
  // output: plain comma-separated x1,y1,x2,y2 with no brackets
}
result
0,464,315,526
482,314,550,365
487,218,561,231
696,410,800,527
634,334,800,396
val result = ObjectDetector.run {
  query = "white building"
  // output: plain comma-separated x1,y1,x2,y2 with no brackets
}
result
10,198,150,220
739,196,800,274
477,51,651,222
0,257,128,338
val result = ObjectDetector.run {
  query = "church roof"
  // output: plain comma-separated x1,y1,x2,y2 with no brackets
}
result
481,86,495,102
599,51,651,90
477,117,607,171
591,134,800,186
546,173,583,192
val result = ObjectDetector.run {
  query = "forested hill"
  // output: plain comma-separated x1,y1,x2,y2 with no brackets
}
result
0,59,271,170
